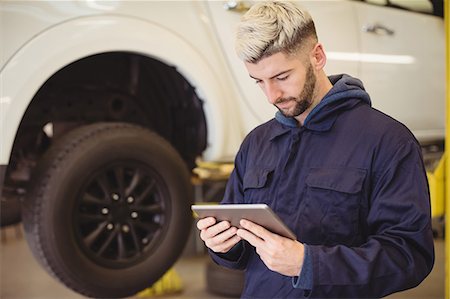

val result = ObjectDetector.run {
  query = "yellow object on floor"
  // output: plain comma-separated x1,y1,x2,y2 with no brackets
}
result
136,268,183,297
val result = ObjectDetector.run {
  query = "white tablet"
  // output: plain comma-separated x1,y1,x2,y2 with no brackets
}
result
192,204,296,240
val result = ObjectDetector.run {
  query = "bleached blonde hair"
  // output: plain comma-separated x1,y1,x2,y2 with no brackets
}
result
235,1,318,63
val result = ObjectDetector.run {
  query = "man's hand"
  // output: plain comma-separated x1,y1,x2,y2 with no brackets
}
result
196,217,242,253
237,219,304,277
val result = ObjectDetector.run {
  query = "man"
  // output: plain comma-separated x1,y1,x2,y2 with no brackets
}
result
196,1,434,298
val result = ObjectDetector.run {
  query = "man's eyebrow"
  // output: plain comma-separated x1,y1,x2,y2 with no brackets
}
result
249,69,293,81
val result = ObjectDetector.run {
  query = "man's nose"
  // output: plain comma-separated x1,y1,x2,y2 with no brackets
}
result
264,83,282,105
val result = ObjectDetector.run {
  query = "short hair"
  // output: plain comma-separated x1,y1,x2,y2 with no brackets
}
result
235,1,318,63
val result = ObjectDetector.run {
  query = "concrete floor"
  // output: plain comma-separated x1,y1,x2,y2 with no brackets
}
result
0,224,444,299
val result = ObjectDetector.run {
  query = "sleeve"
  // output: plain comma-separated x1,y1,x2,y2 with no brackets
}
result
208,140,253,270
307,139,435,298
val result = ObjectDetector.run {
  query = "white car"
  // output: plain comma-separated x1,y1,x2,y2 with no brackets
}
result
0,0,444,297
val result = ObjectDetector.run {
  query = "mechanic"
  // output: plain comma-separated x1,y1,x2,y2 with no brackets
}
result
196,1,434,298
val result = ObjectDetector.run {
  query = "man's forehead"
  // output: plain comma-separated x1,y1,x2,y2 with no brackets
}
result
244,52,302,79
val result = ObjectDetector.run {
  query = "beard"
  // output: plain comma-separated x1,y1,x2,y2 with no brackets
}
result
274,63,316,118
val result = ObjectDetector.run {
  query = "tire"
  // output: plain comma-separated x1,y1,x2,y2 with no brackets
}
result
206,259,244,298
21,122,193,298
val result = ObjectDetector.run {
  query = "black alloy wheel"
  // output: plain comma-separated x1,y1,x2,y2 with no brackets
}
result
75,162,169,268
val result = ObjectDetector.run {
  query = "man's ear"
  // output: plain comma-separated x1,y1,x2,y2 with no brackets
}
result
310,43,327,70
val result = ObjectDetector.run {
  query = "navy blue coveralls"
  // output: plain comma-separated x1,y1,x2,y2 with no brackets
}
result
210,74,434,298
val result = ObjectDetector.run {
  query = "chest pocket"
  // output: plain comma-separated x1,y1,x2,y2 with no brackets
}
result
243,168,273,204
302,167,366,245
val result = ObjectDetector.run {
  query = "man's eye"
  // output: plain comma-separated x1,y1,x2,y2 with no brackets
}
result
255,80,262,85
277,76,288,81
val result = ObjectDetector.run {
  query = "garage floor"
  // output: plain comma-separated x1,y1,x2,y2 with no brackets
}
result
0,224,444,299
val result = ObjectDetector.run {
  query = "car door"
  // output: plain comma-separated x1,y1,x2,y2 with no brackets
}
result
352,0,445,141
206,0,360,123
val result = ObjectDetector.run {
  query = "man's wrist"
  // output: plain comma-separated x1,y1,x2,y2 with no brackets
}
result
292,244,313,290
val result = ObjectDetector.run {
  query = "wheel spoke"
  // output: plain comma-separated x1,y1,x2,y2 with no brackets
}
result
84,222,108,247
97,229,118,256
125,169,142,197
96,175,111,198
129,223,141,252
82,193,105,205
117,232,126,259
133,203,162,214
114,167,125,197
135,180,156,205
79,213,107,223
134,220,161,233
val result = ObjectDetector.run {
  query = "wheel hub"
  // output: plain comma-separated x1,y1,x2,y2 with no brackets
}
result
108,195,133,223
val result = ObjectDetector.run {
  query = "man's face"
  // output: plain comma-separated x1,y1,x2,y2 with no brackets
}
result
245,51,316,118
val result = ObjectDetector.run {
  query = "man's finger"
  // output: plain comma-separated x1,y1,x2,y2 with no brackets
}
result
236,227,265,248
201,220,232,239
208,226,238,246
240,219,275,241
209,234,242,253
196,217,216,230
